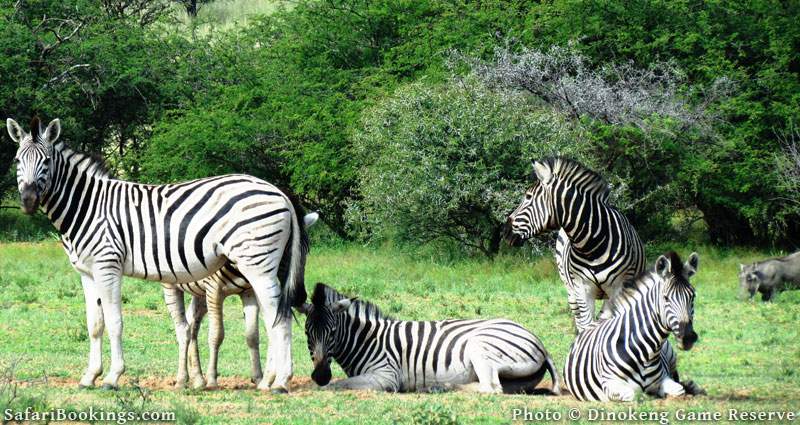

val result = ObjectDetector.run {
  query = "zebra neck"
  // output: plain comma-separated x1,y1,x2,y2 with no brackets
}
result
41,144,111,236
332,314,390,376
558,196,623,253
615,284,671,351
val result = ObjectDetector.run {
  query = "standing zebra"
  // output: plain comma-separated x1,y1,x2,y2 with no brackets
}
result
564,252,700,401
299,283,561,394
504,157,645,332
166,211,318,390
7,117,307,392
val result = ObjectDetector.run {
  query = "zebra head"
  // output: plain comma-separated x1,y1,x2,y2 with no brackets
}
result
298,283,354,386
655,251,700,351
738,263,760,300
6,117,61,214
504,160,558,246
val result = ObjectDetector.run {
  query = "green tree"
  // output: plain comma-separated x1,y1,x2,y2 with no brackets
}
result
349,79,584,256
526,0,800,246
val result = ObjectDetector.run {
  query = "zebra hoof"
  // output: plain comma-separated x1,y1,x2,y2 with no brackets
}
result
270,387,289,395
101,383,119,391
681,380,706,396
77,383,95,390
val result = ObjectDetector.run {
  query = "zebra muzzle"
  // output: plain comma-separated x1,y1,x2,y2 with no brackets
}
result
311,359,332,386
502,219,525,247
19,186,39,215
677,322,698,350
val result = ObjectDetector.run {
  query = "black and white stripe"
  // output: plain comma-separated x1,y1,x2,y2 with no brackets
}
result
165,211,318,389
299,283,560,394
505,157,645,332
564,252,699,401
7,117,308,392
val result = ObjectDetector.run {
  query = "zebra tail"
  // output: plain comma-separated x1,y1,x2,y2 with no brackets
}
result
277,196,304,322
545,354,562,395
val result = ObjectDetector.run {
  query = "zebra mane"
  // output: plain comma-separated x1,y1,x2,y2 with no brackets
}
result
54,142,113,179
536,157,610,202
615,251,688,309
311,283,391,321
30,116,41,142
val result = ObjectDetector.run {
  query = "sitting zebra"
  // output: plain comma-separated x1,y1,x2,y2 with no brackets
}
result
298,283,560,394
163,211,318,390
504,158,687,390
564,252,703,402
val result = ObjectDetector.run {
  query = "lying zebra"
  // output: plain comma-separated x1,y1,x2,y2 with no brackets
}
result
565,252,703,402
739,251,800,302
298,283,560,394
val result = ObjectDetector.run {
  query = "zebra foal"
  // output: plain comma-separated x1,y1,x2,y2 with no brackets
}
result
299,283,560,394
7,117,307,392
564,252,701,402
166,211,317,390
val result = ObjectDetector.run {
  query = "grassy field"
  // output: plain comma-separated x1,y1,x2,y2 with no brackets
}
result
0,241,798,424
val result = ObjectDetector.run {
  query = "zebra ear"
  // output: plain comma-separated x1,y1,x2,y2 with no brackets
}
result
42,119,61,145
685,252,699,278
655,255,671,277
532,160,553,185
6,118,23,144
739,263,745,272
296,303,313,315
330,298,355,314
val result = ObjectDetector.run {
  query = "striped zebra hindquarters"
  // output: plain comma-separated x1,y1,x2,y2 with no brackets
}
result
300,283,561,394
164,209,317,390
564,252,701,402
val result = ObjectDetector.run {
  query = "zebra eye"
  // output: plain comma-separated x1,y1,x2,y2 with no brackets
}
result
525,193,532,200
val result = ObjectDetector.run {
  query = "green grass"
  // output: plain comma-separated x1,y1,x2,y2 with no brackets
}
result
0,242,798,424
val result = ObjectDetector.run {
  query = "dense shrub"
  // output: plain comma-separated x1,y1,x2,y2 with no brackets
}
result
349,79,584,256
525,0,800,246
457,45,726,243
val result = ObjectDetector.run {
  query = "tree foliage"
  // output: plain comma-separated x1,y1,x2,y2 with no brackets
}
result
349,79,584,256
2,0,799,250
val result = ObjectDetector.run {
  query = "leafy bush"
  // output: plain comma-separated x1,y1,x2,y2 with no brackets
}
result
349,79,584,256
525,0,800,246
460,44,726,243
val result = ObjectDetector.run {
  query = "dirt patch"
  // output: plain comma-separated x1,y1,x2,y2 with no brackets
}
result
17,374,318,392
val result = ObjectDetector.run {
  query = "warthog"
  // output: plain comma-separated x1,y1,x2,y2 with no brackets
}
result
739,251,800,301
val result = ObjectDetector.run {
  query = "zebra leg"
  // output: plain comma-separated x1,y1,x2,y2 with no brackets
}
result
240,270,292,393
241,291,263,385
78,274,104,388
602,378,637,402
567,290,595,333
94,268,125,389
657,376,686,398
465,346,502,394
163,286,191,389
597,283,622,321
205,287,226,389
186,295,207,390
327,373,397,392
